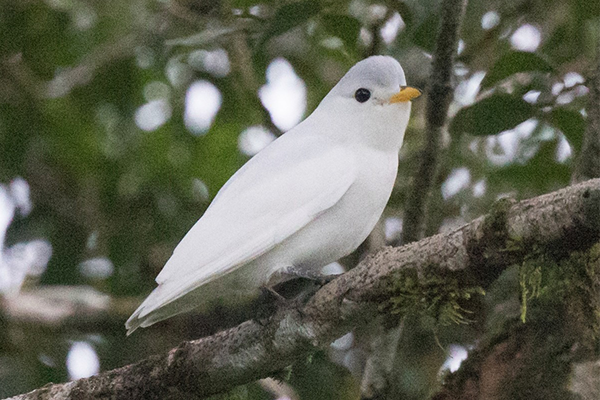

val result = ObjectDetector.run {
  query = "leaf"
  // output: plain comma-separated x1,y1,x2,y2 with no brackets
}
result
412,14,439,52
548,108,585,151
481,51,554,88
395,1,413,29
261,1,321,45
488,140,571,192
320,14,361,48
450,94,535,136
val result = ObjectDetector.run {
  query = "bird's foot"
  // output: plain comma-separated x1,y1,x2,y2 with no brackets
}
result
260,286,287,304
254,286,292,325
253,268,340,325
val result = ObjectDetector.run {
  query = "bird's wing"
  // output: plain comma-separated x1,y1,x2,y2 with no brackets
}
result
137,136,356,318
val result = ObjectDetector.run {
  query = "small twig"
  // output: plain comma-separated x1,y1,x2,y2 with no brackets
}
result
402,0,467,244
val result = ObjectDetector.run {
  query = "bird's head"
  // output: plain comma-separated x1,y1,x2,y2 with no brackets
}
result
315,56,420,150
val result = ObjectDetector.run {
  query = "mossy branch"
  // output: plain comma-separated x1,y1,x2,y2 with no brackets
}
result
7,179,600,400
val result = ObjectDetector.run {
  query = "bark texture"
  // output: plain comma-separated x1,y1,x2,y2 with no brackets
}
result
7,179,600,400
402,0,467,244
572,42,600,183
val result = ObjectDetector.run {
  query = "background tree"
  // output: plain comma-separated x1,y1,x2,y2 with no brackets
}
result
0,0,599,399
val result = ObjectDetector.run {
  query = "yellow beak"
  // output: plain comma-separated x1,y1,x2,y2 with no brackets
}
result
389,86,422,103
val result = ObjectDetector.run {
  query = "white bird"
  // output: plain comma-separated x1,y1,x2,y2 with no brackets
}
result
126,56,420,335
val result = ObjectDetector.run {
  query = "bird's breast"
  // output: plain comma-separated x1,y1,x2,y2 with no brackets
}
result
265,148,399,274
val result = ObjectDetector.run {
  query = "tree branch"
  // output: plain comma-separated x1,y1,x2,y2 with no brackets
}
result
402,0,467,243
572,41,600,183
7,179,600,400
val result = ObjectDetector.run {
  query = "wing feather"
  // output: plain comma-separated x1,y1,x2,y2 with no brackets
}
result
128,135,356,325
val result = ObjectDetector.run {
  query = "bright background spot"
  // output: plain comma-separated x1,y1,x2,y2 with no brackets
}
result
188,48,231,78
556,135,572,162
384,217,403,242
259,58,307,132
0,180,52,296
485,119,538,165
442,168,471,199
79,257,114,280
321,262,345,276
330,332,354,351
440,344,468,374
454,71,486,106
238,126,276,156
66,341,100,380
134,99,172,131
564,72,584,88
472,180,487,198
510,24,541,52
9,178,31,215
381,12,404,44
481,11,500,30
523,90,541,104
184,80,222,135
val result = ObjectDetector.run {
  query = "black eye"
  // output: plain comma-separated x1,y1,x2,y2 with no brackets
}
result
354,88,371,103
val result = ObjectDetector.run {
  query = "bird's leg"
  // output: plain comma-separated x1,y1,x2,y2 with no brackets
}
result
253,287,282,325
253,266,341,325
281,265,338,286
260,286,287,303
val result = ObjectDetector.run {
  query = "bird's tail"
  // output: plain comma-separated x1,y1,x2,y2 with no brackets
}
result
125,286,201,335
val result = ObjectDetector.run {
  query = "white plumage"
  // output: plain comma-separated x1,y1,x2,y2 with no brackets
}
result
126,56,419,334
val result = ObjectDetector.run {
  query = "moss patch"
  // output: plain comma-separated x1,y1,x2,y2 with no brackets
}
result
380,266,485,326
519,259,542,322
518,243,600,349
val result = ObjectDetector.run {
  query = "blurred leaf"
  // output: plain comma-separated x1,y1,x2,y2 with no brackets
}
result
488,140,571,194
412,14,439,52
574,0,600,19
394,1,413,29
542,24,583,64
450,94,535,136
548,108,585,151
481,51,553,88
289,352,359,400
320,14,361,49
261,1,321,45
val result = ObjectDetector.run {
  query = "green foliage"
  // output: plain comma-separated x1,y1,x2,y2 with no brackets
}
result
260,1,322,46
287,352,359,400
320,14,361,49
548,107,586,151
412,13,440,52
450,93,535,137
481,51,554,88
